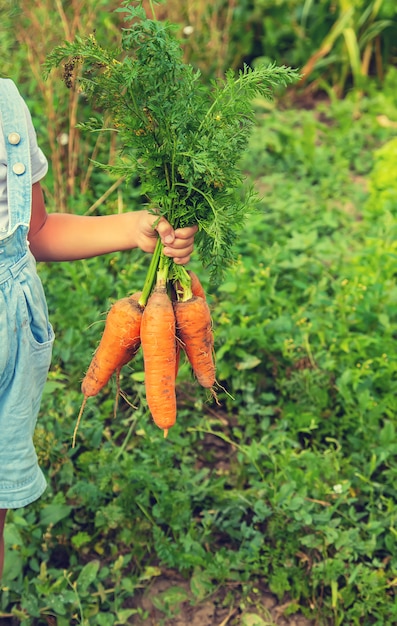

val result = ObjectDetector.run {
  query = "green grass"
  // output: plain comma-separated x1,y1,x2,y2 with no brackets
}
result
2,69,397,625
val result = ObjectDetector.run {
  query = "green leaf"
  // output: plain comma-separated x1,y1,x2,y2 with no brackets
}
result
39,504,72,527
46,594,68,615
21,593,40,617
236,355,261,370
190,568,213,601
152,585,190,611
97,615,115,626
71,531,93,549
76,560,101,592
240,614,270,626
115,609,139,624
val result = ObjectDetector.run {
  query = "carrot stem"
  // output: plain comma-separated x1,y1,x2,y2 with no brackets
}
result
157,248,172,287
176,266,193,302
139,237,162,307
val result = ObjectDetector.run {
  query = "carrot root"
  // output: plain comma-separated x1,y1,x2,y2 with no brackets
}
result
140,285,177,431
174,295,215,388
72,396,87,448
188,270,206,300
81,293,143,398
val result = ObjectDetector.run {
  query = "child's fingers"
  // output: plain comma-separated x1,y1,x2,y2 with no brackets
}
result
155,219,197,259
155,218,198,243
163,240,195,262
174,224,198,240
172,252,194,265
154,216,175,244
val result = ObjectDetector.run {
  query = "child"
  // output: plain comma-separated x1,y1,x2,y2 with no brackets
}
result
0,78,197,578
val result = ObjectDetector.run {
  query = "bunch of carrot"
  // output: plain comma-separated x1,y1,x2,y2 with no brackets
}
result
74,261,215,445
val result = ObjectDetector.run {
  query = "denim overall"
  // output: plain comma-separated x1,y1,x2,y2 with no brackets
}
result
0,79,54,509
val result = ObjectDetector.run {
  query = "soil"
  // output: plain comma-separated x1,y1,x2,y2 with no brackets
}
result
127,569,319,626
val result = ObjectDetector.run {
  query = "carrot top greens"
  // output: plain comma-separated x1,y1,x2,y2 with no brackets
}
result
45,0,298,294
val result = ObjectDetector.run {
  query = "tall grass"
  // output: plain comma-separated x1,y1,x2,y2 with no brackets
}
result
1,0,121,212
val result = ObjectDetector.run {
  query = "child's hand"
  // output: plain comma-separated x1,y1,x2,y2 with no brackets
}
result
136,211,198,265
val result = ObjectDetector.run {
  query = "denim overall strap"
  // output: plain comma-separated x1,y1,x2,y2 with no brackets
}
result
0,78,32,236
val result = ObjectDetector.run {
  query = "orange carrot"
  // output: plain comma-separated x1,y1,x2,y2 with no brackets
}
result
174,295,215,388
140,285,177,432
81,292,143,398
73,293,143,447
188,270,206,300
175,339,181,379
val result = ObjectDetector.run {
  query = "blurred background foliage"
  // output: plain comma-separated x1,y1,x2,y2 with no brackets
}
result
0,0,396,213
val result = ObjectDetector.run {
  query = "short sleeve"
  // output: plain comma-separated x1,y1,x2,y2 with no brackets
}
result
21,98,48,184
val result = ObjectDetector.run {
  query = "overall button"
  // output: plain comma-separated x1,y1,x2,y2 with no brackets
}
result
8,132,21,145
12,162,26,175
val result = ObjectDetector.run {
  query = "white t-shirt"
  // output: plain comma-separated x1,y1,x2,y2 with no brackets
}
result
0,96,48,234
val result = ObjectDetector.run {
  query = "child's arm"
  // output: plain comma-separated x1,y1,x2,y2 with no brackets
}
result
28,182,197,264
